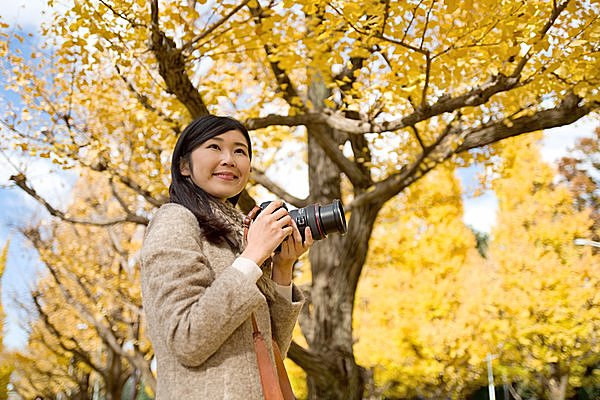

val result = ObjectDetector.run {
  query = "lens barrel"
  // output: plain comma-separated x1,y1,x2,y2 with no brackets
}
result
258,199,347,245
288,199,347,241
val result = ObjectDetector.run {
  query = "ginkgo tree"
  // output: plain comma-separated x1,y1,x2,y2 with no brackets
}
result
354,164,497,399
487,134,600,400
1,0,599,398
8,175,154,399
0,243,13,400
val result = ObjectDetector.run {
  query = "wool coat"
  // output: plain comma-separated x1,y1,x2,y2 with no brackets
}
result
141,203,304,399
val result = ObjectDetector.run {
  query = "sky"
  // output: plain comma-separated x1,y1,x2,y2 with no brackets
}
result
0,0,598,349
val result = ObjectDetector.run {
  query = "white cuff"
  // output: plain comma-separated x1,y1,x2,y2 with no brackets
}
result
275,282,293,302
232,257,263,282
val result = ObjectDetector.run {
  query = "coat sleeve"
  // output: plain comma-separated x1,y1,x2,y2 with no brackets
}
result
268,282,304,358
141,204,263,368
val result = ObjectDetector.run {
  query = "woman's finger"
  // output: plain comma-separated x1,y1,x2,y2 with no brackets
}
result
304,227,314,247
291,220,302,243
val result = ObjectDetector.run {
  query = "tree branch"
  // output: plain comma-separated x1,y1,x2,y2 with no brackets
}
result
244,113,321,130
10,173,149,226
287,341,337,386
511,0,571,79
149,0,209,118
114,64,181,134
250,169,308,208
181,0,251,52
456,93,597,152
321,73,523,134
308,123,373,188
247,3,307,112
351,93,598,209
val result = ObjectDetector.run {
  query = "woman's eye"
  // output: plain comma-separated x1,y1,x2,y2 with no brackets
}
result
208,144,220,150
235,148,247,155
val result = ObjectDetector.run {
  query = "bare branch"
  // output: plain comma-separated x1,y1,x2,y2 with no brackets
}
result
250,169,309,208
287,341,337,385
181,0,251,52
10,173,149,226
114,64,182,134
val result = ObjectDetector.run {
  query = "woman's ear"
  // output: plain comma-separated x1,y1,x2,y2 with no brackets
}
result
180,158,191,176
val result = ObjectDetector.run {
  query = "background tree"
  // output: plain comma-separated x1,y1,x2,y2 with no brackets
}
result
0,243,13,400
486,134,600,400
1,0,599,398
557,126,599,246
8,175,154,399
354,164,496,399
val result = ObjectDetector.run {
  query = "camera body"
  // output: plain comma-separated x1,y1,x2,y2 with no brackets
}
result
256,199,347,251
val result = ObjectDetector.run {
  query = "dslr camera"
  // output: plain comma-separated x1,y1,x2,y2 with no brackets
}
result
257,199,347,248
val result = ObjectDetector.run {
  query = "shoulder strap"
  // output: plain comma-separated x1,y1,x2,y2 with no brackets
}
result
246,207,296,400
252,313,287,400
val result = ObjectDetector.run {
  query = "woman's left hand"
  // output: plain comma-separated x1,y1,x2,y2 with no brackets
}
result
272,220,314,285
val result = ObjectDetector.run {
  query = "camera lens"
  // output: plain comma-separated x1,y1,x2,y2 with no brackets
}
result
318,199,347,237
289,199,347,241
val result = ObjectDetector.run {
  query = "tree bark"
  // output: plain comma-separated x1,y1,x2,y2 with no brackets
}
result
288,118,380,399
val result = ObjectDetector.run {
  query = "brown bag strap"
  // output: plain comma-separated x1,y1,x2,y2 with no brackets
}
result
271,336,295,400
243,205,262,243
252,314,295,399
246,206,295,400
252,314,286,400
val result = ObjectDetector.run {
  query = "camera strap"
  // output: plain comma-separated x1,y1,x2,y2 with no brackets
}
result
242,205,262,244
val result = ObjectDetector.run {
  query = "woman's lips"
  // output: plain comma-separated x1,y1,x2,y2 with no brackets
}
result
213,172,237,181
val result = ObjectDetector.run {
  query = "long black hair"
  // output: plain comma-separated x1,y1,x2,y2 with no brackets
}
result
169,115,252,244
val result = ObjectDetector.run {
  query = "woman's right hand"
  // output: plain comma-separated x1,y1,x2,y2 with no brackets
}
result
241,201,293,266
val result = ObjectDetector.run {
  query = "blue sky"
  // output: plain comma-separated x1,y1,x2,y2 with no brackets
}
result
1,0,597,350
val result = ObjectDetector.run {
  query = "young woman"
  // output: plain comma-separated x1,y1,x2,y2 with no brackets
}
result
141,115,312,399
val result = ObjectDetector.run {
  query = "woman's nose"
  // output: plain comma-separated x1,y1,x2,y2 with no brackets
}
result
220,151,236,166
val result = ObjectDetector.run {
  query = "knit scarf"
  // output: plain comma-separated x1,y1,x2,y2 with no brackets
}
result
209,199,277,302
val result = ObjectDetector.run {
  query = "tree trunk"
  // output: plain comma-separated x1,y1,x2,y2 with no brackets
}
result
104,347,123,400
547,371,568,400
296,122,380,399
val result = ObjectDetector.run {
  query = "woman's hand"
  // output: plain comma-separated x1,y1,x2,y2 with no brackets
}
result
241,201,293,266
272,219,314,285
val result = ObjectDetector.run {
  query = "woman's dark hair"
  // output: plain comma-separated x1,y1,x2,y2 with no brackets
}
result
169,115,252,244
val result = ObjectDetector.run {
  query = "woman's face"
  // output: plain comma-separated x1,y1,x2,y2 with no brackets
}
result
180,130,251,202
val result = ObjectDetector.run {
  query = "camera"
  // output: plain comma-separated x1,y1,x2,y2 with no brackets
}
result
258,199,347,247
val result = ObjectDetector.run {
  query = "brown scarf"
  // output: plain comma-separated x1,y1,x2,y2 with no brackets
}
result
209,200,277,302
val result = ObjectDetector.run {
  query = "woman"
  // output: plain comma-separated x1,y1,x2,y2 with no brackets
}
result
141,115,311,399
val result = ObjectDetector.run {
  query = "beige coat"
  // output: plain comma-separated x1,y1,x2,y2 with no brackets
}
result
141,203,304,399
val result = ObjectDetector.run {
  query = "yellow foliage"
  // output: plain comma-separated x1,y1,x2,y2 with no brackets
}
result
488,134,600,398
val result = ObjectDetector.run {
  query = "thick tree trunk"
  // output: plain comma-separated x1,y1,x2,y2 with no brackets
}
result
297,122,380,399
